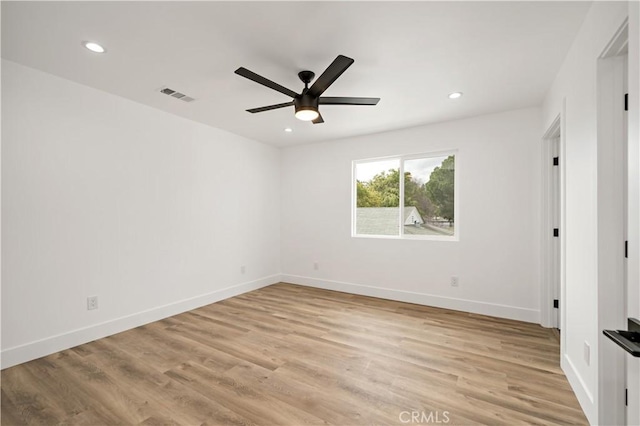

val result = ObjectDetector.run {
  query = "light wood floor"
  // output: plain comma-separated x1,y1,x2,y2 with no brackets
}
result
2,283,587,425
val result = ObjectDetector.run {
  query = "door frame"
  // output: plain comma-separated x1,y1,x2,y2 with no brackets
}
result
596,19,628,425
625,3,640,424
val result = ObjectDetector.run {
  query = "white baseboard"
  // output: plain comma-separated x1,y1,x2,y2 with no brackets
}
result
1,275,280,369
2,274,540,369
281,274,540,323
562,353,595,423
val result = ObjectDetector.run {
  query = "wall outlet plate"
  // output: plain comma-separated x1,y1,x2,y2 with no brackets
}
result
451,276,459,287
87,296,98,311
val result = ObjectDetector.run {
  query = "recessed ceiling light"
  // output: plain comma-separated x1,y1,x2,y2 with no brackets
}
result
284,128,293,133
83,41,106,53
448,92,463,99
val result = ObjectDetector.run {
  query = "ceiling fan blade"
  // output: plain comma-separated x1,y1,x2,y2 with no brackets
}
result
307,55,355,98
246,101,294,114
312,113,324,124
319,97,380,106
235,67,299,98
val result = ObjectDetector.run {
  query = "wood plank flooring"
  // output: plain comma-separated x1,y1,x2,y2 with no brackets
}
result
2,283,587,425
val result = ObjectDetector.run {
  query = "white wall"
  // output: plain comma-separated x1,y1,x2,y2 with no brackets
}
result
281,107,541,323
1,60,281,368
542,2,630,423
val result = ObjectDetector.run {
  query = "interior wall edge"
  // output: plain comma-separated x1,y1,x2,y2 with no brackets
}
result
0,274,281,370
281,274,540,324
561,352,595,421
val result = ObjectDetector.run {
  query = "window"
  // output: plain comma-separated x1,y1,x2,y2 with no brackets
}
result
353,152,457,240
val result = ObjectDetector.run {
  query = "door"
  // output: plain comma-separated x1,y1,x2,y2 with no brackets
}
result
542,118,562,331
552,136,561,329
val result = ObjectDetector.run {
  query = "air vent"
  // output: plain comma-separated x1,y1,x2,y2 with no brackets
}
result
159,87,195,103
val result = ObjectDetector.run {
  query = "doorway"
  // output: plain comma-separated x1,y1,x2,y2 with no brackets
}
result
542,116,563,332
551,136,561,330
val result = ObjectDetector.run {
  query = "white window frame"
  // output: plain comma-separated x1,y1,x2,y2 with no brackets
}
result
351,150,459,241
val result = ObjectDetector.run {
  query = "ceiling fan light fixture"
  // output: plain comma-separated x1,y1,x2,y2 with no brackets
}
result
295,107,319,121
294,94,320,121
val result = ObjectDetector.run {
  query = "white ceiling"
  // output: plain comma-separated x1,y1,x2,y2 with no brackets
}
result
2,1,591,147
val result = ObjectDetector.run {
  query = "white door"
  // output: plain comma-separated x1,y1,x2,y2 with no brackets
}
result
552,136,561,329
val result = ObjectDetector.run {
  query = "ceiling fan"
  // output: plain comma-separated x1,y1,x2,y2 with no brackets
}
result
235,55,380,124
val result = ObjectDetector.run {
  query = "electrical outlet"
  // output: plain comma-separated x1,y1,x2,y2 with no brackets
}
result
584,341,590,365
87,296,98,311
451,276,459,287
313,261,319,270
241,265,246,274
